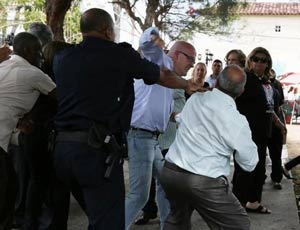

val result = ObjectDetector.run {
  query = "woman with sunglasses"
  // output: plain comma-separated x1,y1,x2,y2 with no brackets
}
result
232,47,286,214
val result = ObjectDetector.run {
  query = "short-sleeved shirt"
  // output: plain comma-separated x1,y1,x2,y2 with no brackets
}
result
0,55,56,152
53,37,160,133
158,89,186,150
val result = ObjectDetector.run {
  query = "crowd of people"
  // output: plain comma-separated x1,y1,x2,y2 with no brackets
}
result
0,7,292,230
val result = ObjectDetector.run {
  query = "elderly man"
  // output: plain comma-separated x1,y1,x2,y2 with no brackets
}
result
126,39,197,230
28,22,53,47
160,65,258,230
0,32,56,230
53,8,201,230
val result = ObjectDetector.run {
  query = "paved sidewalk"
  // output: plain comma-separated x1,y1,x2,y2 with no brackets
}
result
67,145,299,229
129,152,299,230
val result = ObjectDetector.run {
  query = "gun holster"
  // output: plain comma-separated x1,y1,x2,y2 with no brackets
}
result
87,122,127,179
87,122,109,149
103,135,125,179
47,129,56,153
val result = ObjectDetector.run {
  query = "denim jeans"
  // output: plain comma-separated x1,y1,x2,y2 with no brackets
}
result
125,129,170,230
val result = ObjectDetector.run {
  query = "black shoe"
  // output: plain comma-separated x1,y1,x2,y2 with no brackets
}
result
282,165,295,179
134,213,157,225
11,223,22,229
273,182,282,190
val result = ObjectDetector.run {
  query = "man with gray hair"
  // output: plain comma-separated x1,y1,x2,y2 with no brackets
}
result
28,22,53,47
160,65,259,230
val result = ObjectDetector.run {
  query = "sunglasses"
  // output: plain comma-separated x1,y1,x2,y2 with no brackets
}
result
178,51,195,64
251,56,268,63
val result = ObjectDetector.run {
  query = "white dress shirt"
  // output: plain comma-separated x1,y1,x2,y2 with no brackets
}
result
165,88,258,178
0,55,56,152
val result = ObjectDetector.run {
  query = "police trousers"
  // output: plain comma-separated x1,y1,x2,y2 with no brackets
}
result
53,141,125,230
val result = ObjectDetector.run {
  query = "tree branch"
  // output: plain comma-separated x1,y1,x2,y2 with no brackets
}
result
111,0,144,30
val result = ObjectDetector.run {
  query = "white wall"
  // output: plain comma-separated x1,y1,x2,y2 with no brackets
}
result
191,15,300,75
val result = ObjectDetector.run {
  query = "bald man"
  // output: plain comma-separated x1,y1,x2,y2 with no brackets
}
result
160,65,258,230
52,8,203,230
126,38,196,229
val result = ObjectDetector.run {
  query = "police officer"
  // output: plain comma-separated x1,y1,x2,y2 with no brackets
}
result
52,8,201,230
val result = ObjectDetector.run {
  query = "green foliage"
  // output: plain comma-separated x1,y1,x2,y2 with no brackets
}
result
64,2,81,43
21,0,46,30
114,0,247,41
0,0,80,42
163,0,246,40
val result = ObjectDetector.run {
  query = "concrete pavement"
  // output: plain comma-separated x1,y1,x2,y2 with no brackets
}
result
129,154,299,230
67,145,299,229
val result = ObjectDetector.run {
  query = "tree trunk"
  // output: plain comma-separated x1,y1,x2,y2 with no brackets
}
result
113,4,121,42
46,0,72,41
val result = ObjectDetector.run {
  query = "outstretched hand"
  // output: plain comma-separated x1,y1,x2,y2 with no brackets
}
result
185,79,209,95
0,43,12,63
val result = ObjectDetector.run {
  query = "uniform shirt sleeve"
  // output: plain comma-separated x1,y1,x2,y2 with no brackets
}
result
119,42,160,85
24,68,56,95
233,123,259,172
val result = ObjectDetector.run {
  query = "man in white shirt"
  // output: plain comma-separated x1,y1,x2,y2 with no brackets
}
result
160,65,258,230
0,32,56,229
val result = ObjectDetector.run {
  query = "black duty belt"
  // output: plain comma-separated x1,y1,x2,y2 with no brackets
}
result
164,161,194,174
56,131,89,143
130,127,161,137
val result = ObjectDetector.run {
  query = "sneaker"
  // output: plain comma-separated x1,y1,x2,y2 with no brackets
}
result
273,182,282,190
134,212,157,225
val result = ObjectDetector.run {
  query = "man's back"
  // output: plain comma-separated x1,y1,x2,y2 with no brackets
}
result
0,55,50,112
0,55,55,151
166,89,257,177
54,37,159,132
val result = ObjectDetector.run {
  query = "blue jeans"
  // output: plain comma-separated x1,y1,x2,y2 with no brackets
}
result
125,129,170,230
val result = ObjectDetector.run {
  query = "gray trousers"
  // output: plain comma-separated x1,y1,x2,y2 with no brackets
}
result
160,162,250,230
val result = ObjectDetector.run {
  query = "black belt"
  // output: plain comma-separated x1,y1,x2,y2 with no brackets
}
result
56,131,89,143
130,127,161,137
164,161,194,174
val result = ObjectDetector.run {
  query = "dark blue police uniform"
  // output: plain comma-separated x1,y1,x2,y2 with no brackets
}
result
52,37,160,230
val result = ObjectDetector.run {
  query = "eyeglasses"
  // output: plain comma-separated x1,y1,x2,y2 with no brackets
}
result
251,56,268,63
178,51,195,64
